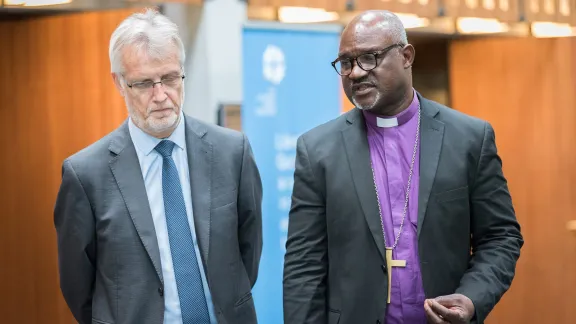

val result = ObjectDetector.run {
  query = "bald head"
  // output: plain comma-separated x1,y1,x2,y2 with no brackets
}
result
336,10,415,116
342,10,408,48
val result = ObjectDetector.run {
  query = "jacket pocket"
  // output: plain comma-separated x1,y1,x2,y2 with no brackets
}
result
328,308,341,324
436,186,469,203
92,319,113,324
234,291,253,307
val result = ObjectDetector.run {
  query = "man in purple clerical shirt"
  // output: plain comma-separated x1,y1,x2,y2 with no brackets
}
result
283,10,523,324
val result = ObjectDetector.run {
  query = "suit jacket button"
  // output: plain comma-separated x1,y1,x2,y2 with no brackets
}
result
381,265,387,273
376,320,381,324
158,287,164,297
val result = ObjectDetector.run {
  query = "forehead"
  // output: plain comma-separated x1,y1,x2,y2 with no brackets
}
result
339,23,394,56
121,45,181,78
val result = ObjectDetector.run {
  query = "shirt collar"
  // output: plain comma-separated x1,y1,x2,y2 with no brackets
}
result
128,112,186,156
362,88,419,128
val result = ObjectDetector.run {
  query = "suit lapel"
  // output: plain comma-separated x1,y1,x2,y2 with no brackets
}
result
108,122,163,283
185,116,212,265
417,97,444,238
342,109,386,262
342,96,446,256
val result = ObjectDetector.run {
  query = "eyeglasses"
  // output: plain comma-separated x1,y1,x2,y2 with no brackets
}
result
124,74,185,94
331,44,405,76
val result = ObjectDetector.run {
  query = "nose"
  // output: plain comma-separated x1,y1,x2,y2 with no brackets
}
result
152,83,168,102
347,61,368,80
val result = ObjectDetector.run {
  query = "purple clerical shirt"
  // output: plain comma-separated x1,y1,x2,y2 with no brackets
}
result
363,89,427,323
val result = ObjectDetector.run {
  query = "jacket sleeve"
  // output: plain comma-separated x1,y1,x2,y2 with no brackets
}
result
54,159,96,324
283,135,328,324
237,134,263,287
455,122,524,323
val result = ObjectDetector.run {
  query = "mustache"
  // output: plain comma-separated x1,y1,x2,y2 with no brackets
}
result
351,80,376,90
147,107,175,113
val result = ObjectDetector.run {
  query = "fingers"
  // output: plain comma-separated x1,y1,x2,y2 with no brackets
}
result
428,299,466,323
435,294,461,307
433,295,470,323
424,300,450,324
434,295,458,307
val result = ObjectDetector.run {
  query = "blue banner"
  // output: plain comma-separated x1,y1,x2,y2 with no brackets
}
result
242,23,342,323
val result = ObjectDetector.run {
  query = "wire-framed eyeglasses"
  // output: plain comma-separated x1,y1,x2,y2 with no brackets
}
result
331,43,405,76
124,74,185,93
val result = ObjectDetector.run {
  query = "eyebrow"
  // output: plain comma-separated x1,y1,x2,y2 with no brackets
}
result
132,71,182,81
337,47,383,58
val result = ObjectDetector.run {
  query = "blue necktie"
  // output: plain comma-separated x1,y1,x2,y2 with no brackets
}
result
155,140,210,324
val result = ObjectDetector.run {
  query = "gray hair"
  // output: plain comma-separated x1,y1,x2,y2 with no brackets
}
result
109,8,185,73
378,11,408,45
389,19,408,45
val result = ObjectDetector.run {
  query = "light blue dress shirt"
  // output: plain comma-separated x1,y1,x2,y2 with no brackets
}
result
128,115,217,324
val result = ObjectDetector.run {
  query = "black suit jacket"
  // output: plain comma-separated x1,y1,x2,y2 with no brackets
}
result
282,95,523,324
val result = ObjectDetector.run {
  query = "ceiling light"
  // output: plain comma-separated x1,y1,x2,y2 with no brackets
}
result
6,0,73,6
395,13,430,29
456,17,509,34
278,6,339,24
531,21,575,38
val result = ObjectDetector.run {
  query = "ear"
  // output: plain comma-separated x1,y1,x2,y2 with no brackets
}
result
402,44,415,69
111,73,125,97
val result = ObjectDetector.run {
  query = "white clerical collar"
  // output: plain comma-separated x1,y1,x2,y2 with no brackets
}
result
376,117,399,128
362,89,419,129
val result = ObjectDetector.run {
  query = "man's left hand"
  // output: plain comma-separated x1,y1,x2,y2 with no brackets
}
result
424,294,475,324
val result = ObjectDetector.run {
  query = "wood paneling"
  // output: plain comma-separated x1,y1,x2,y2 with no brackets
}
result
0,8,139,323
248,0,349,12
354,0,440,17
443,0,519,21
412,38,450,106
523,0,576,24
270,0,329,8
449,36,576,323
270,0,309,7
323,0,349,12
247,0,271,7
162,0,202,3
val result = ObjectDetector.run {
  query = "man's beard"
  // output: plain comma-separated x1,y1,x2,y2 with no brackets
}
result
352,92,380,110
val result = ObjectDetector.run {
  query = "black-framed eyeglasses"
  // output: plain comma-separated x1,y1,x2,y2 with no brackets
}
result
124,74,186,92
331,43,405,76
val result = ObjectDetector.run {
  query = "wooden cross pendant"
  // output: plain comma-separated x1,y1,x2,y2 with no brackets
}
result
385,248,406,303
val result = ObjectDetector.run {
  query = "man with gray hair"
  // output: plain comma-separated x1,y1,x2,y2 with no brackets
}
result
54,8,262,324
283,10,522,324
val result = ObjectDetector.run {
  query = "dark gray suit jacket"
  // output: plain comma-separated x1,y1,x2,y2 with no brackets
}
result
283,95,523,324
54,115,263,324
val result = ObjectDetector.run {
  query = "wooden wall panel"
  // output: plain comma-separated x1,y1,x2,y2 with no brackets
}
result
248,0,349,11
271,0,325,8
354,0,440,17
523,0,576,24
411,38,450,106
247,0,271,6
324,0,350,11
444,0,519,21
0,8,139,323
449,36,576,324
